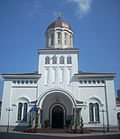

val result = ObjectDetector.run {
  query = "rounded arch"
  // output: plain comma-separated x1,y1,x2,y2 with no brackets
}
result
37,88,76,109
87,96,104,106
49,103,66,128
17,96,31,103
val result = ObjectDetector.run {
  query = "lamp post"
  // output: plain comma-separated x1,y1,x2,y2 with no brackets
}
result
6,108,13,132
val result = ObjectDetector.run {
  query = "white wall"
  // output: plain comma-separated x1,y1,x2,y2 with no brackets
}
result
0,80,12,125
45,27,73,49
0,80,37,126
38,50,78,98
105,79,118,127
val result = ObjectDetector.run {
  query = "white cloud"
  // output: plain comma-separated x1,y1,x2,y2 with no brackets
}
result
67,0,92,18
25,0,42,17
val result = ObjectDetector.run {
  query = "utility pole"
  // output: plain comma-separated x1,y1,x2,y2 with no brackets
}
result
6,108,13,132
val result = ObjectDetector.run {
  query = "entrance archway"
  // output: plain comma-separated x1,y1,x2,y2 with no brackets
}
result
52,105,64,128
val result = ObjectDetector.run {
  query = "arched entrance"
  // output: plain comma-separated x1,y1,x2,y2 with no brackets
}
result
52,105,64,128
37,89,75,128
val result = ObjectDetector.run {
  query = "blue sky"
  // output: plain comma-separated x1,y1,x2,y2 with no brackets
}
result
0,0,120,99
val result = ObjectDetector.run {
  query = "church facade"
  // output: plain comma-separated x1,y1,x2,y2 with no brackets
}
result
0,17,118,131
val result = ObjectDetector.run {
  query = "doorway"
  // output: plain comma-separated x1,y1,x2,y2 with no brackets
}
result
52,105,64,128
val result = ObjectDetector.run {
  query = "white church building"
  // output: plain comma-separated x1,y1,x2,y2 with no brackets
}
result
0,16,118,131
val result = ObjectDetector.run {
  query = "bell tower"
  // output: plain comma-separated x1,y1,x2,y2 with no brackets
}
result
45,13,74,49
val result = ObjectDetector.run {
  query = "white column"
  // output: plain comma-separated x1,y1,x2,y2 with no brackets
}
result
45,69,49,85
67,69,71,85
60,69,64,83
38,108,41,128
32,111,35,128
52,69,56,83
54,31,57,48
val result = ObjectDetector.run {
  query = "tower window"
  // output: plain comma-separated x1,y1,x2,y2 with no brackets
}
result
67,56,72,64
60,56,64,64
69,35,72,46
45,56,50,64
64,33,68,45
58,32,61,44
52,56,57,64
46,35,49,47
51,34,54,46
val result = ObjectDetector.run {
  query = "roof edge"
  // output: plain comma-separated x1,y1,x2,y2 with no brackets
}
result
2,72,41,79
74,72,116,78
38,48,79,52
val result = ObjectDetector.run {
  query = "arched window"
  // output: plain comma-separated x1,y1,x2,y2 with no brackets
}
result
45,56,50,64
95,103,100,121
60,56,64,64
64,33,68,45
89,102,100,122
67,56,72,64
52,56,57,64
89,103,94,122
23,103,28,121
69,35,72,46
51,34,54,45
58,32,61,44
17,102,28,122
17,102,23,121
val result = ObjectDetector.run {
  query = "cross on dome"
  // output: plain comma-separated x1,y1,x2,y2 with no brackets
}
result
56,11,64,20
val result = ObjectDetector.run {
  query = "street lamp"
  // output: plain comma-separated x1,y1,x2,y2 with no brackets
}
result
6,108,13,132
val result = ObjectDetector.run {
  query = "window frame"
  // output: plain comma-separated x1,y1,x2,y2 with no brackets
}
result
45,56,50,64
57,32,61,44
51,33,54,46
89,102,100,122
64,32,68,45
60,56,64,64
67,56,72,64
17,102,28,122
52,56,57,64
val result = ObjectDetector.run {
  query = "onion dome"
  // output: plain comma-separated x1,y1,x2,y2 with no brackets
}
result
46,17,72,31
45,16,73,49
